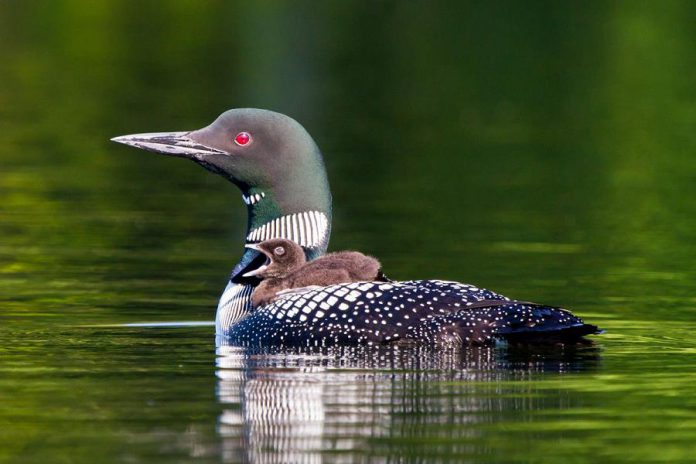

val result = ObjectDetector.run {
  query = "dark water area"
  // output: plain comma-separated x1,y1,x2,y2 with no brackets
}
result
2,1,696,462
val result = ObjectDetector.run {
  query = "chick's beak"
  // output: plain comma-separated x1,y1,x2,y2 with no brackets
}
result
242,243,270,277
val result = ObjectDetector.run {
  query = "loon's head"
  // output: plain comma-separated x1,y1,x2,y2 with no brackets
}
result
112,108,332,281
242,238,306,279
111,108,331,224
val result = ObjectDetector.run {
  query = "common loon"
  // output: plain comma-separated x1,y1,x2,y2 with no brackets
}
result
112,108,599,346
245,238,383,307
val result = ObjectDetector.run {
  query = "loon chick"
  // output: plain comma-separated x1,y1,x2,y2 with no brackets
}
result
112,108,600,347
244,238,383,307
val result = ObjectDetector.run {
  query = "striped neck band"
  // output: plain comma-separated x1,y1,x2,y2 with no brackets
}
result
246,211,329,249
242,191,265,206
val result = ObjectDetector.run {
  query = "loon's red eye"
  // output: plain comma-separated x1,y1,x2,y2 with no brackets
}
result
234,131,252,146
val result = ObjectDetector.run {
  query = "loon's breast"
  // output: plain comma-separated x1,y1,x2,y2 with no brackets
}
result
221,280,593,347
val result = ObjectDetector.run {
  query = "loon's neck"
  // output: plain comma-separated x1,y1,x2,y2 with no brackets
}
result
229,187,332,283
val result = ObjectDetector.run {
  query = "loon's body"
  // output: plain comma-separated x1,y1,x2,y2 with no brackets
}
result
112,108,599,346
230,280,591,346
245,238,383,307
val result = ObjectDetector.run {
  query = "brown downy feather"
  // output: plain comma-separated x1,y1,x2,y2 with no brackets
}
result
249,239,383,307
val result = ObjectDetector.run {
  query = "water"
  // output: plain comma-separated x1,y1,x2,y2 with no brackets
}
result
2,1,696,462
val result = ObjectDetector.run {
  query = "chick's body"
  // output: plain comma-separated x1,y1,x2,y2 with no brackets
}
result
249,239,382,307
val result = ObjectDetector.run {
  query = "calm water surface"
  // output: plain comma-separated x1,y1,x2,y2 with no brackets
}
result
2,2,696,463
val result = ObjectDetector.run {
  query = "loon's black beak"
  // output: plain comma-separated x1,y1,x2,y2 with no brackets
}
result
111,132,226,159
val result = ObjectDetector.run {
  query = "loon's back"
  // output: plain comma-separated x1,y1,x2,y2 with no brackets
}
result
224,280,598,347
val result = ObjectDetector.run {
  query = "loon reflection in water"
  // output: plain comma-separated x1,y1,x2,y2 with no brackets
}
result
112,108,599,347
215,342,600,462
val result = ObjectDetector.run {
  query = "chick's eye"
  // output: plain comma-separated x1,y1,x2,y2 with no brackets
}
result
234,131,252,146
274,246,285,256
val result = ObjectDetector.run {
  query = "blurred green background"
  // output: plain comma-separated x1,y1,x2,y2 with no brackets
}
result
1,1,696,463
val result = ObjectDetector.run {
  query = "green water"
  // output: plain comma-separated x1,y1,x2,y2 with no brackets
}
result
2,1,696,462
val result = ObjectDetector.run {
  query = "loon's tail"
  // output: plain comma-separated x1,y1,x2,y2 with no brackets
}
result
499,322,601,344
492,301,601,344
439,299,601,345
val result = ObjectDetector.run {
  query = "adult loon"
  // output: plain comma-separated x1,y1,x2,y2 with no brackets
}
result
112,108,599,346
245,238,384,307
